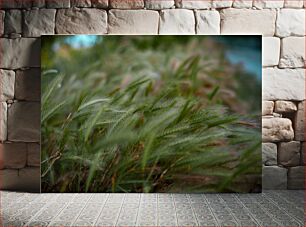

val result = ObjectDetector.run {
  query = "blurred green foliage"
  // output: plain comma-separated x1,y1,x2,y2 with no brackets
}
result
41,36,261,193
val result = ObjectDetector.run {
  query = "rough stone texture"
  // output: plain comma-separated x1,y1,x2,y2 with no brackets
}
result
263,37,280,66
253,0,284,8
280,37,305,68
220,9,276,36
232,0,253,8
288,166,304,189
15,69,41,101
145,0,175,9
4,10,22,35
262,118,294,142
262,166,287,189
0,102,7,142
0,143,27,169
108,10,159,34
276,9,305,37
0,38,40,69
46,0,70,8
0,0,32,9
262,143,277,166
262,101,274,115
159,9,195,34
91,0,108,8
274,101,297,113
23,9,56,37
8,102,40,142
263,68,305,101
0,69,15,102
0,10,4,35
278,141,301,167
294,101,305,141
110,0,144,8
27,143,40,167
175,0,212,9
195,10,220,34
56,8,107,34
0,168,40,192
71,0,91,7
32,0,46,8
284,0,304,8
301,142,305,165
212,0,233,8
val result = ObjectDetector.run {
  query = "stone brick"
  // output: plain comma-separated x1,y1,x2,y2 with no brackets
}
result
71,0,91,7
0,102,7,142
0,143,27,169
212,0,233,8
220,9,276,36
0,168,40,192
0,38,40,69
175,0,212,9
232,0,252,8
56,8,107,34
91,0,108,8
195,10,220,34
276,9,305,37
145,0,175,9
110,0,144,8
280,37,305,68
108,10,159,34
278,141,301,167
0,69,15,102
262,101,274,115
0,11,4,35
262,37,280,66
301,142,305,165
32,0,46,8
15,68,41,101
46,0,70,8
262,166,287,189
284,0,304,8
262,143,277,166
274,101,297,113
288,166,304,189
159,9,195,34
27,143,40,167
4,10,22,35
0,0,31,8
23,9,56,37
8,102,40,142
262,118,294,142
263,68,305,101
253,0,284,8
294,101,305,141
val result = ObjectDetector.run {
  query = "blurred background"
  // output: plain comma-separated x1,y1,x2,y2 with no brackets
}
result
42,35,261,114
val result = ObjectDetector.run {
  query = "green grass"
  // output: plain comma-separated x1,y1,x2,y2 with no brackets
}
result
41,36,261,193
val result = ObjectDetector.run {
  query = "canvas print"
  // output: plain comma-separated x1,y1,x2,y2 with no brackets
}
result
41,35,262,193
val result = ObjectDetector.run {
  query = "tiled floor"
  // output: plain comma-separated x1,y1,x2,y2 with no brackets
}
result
1,190,304,226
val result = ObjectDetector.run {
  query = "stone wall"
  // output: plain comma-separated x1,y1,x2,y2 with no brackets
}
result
0,0,305,192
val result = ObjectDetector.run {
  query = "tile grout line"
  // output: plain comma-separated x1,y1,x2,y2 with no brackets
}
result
201,194,220,226
47,194,78,226
93,193,110,226
114,194,126,226
70,194,93,226
187,194,199,226
232,194,261,226
262,192,304,225
216,194,243,226
23,194,61,226
133,194,141,226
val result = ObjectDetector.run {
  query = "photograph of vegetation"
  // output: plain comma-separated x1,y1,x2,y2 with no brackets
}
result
41,35,262,193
